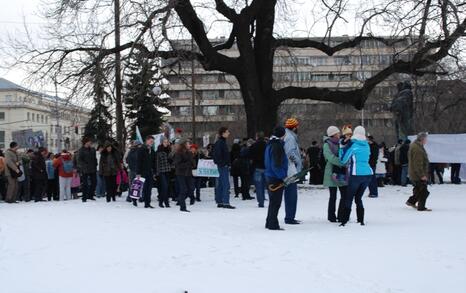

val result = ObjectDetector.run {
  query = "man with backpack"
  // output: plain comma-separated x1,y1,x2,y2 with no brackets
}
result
53,150,74,201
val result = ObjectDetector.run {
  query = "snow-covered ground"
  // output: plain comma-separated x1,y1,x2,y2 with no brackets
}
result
1,184,465,293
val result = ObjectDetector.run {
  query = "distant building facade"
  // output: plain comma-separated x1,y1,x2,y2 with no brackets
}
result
0,78,90,152
164,37,427,146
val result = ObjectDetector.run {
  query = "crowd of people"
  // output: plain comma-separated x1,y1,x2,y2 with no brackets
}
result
0,118,462,230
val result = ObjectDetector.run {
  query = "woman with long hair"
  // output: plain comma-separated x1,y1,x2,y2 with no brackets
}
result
173,139,195,212
99,142,120,202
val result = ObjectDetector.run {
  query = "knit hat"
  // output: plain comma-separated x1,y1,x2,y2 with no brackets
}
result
285,118,299,129
352,126,367,141
190,144,198,150
342,124,353,136
272,126,286,138
326,126,340,137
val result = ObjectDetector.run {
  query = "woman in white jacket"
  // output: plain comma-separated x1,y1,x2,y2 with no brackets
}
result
375,144,388,187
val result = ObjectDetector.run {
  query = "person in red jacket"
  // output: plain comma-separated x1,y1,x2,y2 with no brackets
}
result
53,150,74,201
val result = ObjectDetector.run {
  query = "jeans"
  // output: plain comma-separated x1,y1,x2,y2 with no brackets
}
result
215,166,230,205
177,175,192,210
142,173,154,207
265,177,284,229
96,175,106,198
80,173,96,201
190,177,201,200
401,164,409,186
328,186,347,221
368,174,378,197
284,183,298,222
59,177,72,201
254,169,267,207
345,175,372,209
157,172,169,204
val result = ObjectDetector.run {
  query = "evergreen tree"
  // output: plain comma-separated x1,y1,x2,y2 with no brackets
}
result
84,61,113,145
124,52,168,139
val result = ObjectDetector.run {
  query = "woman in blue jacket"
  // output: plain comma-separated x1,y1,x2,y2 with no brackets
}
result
265,127,288,230
339,126,373,226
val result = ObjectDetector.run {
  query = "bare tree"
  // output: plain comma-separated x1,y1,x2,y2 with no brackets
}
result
6,0,466,138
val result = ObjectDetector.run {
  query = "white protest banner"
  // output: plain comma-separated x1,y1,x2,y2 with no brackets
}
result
408,133,466,163
195,159,220,177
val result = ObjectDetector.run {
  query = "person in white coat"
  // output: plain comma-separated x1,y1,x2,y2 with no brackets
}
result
375,144,388,187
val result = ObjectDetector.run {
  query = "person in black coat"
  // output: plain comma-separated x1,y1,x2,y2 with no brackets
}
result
173,139,195,212
230,141,241,197
367,136,379,197
249,132,267,207
76,137,98,202
232,145,254,200
399,139,410,186
307,141,322,185
30,147,48,202
136,135,157,208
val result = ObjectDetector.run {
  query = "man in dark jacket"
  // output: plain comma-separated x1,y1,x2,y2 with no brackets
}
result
136,135,157,208
406,132,431,211
399,139,410,186
307,141,321,185
367,135,379,197
249,132,267,207
213,127,235,209
30,147,48,202
77,137,98,202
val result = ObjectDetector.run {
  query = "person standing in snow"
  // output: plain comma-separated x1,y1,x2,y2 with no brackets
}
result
339,126,373,226
265,127,288,230
99,142,121,202
249,131,268,208
323,126,348,223
155,138,172,208
399,139,410,186
367,135,379,198
4,142,21,203
136,135,157,208
375,143,388,187
213,127,235,209
77,137,98,202
406,132,432,211
53,150,74,201
307,141,321,185
30,147,48,202
283,118,302,225
173,139,195,212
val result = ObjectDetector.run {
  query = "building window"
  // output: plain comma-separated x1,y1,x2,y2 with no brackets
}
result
41,115,44,123
0,131,4,149
203,106,219,116
46,116,48,124
179,106,191,116
27,112,30,121
32,113,35,122
5,95,13,102
0,112,5,121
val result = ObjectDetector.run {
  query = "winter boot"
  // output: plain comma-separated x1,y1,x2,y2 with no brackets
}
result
356,207,365,226
339,208,351,227
158,201,165,208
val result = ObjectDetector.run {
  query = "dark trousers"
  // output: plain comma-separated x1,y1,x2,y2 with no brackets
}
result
0,176,7,201
142,173,154,207
104,175,117,202
157,173,169,204
284,183,298,222
177,175,192,211
407,181,430,210
232,175,240,196
46,179,58,200
451,163,461,184
240,174,251,199
32,179,47,201
266,179,284,229
368,173,378,196
345,175,372,209
190,177,201,200
81,173,97,201
328,186,347,222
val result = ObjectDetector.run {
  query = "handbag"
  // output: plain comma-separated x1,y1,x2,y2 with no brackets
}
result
8,166,22,178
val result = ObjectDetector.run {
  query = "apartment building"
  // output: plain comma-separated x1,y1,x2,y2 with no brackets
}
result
165,37,421,146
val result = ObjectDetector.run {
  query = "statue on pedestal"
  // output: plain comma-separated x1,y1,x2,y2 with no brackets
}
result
390,81,414,140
